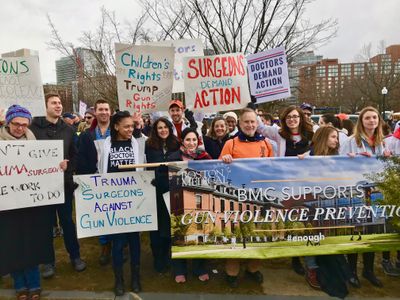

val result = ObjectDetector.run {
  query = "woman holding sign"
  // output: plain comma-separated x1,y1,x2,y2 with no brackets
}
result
145,117,180,274
97,111,146,295
340,106,391,288
0,105,67,300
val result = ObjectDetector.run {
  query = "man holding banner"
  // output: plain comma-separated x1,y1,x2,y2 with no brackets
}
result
220,107,273,287
30,93,86,278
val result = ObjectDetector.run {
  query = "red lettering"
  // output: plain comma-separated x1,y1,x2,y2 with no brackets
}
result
126,99,132,107
187,58,199,79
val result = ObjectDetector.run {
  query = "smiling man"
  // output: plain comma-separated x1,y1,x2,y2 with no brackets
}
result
30,92,86,278
219,107,273,288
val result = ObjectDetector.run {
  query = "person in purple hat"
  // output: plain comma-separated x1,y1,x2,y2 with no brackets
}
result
0,104,67,300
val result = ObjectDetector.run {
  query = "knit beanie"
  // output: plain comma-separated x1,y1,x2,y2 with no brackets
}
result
5,104,32,125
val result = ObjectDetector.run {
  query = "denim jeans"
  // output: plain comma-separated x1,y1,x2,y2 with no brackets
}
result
304,256,318,269
50,189,80,261
111,233,140,267
11,266,40,291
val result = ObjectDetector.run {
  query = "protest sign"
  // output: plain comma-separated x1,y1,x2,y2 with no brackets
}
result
183,53,250,112
168,156,400,259
115,43,174,114
147,39,204,93
0,140,64,211
0,56,45,116
247,47,291,103
79,101,87,117
74,171,158,238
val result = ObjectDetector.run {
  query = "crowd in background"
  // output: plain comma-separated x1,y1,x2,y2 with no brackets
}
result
1,94,400,300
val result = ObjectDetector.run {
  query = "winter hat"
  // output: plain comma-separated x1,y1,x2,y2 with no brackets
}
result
5,104,32,125
223,111,238,123
85,107,95,117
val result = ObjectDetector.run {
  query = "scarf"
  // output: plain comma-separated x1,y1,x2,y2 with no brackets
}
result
180,145,211,161
0,126,36,141
237,131,265,142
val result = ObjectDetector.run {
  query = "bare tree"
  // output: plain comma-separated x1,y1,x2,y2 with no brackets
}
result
143,0,337,60
47,7,150,108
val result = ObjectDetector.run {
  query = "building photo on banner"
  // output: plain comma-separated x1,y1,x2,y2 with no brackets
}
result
168,156,400,259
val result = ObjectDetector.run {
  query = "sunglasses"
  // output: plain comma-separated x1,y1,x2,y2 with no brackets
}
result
85,116,93,120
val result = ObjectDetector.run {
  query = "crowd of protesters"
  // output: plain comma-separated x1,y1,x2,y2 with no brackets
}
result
1,94,400,299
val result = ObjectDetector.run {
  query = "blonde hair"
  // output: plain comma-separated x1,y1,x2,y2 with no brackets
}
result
312,126,339,156
353,106,384,148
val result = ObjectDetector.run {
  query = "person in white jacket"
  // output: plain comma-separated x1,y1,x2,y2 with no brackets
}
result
339,107,390,157
97,111,146,295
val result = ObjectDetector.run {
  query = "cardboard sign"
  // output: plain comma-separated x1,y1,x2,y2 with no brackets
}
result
0,56,45,116
79,101,87,117
115,43,174,114
183,53,250,112
74,171,158,238
247,47,291,103
147,39,204,93
0,140,64,211
168,156,400,259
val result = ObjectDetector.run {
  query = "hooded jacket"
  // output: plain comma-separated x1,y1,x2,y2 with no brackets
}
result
30,117,77,191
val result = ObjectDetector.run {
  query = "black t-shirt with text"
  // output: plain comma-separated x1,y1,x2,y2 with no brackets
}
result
107,140,136,173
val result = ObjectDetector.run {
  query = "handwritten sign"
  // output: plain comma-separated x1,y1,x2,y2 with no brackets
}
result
147,39,204,93
0,140,64,211
74,171,158,238
183,53,250,112
247,47,291,103
115,43,174,114
0,56,45,117
79,101,87,118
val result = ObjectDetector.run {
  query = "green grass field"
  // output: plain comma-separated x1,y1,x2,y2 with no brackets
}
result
172,234,400,259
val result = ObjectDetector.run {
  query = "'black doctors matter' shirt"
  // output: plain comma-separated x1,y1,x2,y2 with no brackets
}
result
107,140,136,173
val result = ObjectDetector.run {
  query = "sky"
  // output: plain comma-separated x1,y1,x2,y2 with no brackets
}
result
1,0,399,84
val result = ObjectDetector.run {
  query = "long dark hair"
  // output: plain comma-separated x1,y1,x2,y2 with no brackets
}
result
146,117,180,151
279,105,313,142
110,111,131,142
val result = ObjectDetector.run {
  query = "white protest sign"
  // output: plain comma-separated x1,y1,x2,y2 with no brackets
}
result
115,43,174,114
0,140,64,211
147,39,204,93
183,53,250,112
0,56,45,117
247,47,291,103
74,171,158,238
79,101,87,117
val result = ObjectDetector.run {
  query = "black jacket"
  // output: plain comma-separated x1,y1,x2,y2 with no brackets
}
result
203,135,230,159
30,117,77,191
145,143,180,238
76,128,98,175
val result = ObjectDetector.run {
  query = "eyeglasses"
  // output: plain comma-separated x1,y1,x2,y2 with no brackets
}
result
286,115,300,120
9,122,29,129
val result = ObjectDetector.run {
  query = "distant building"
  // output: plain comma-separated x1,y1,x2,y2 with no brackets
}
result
298,44,400,111
1,48,39,58
55,47,104,85
288,51,323,105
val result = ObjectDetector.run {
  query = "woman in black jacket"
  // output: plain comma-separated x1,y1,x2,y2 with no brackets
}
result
203,116,230,159
145,117,181,273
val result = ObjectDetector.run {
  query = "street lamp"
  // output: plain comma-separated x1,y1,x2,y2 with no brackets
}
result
381,87,388,120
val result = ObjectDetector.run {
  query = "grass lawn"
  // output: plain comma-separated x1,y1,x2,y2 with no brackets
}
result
1,233,400,298
172,234,400,259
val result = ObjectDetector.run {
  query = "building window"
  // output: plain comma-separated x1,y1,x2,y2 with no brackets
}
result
354,64,364,76
328,65,338,77
212,197,215,212
239,203,243,212
340,64,351,76
394,62,400,74
367,63,378,72
220,199,225,212
195,194,202,210
197,223,203,230
230,201,234,211
246,204,250,211
230,222,235,234
316,66,325,77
